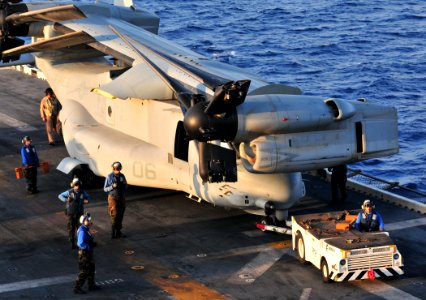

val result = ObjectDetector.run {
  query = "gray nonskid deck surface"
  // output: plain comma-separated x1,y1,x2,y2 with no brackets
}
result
0,69,425,299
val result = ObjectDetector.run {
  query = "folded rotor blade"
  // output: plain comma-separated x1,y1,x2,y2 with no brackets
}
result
2,31,95,57
129,38,229,90
204,80,251,115
6,4,86,25
109,25,192,109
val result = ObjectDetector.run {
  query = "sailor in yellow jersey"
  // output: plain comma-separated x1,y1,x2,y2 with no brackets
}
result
39,88,61,146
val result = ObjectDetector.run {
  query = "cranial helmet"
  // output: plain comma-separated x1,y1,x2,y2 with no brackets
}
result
22,136,31,144
70,177,82,187
80,213,91,224
45,87,54,95
112,161,122,171
361,199,375,210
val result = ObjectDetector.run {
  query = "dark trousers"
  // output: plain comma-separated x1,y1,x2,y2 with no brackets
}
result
67,214,80,246
75,251,95,289
23,167,37,192
108,195,126,231
331,177,347,203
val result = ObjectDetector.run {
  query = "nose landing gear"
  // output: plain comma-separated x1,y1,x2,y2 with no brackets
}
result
256,202,292,235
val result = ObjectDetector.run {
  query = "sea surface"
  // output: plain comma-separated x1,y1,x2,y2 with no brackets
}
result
139,0,425,194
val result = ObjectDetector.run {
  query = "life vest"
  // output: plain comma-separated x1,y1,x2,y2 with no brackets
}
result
360,212,379,231
77,225,94,252
66,189,85,216
22,145,38,166
110,173,126,198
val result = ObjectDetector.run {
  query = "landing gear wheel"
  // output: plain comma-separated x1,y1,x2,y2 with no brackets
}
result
259,218,268,232
80,165,96,188
296,232,306,264
321,259,331,283
71,168,83,182
71,165,101,188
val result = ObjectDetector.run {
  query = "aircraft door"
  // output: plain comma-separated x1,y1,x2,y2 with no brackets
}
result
173,121,190,188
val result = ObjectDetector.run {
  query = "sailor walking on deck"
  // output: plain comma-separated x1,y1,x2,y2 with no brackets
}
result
104,161,128,239
355,199,385,232
40,87,61,146
58,178,91,249
74,213,100,294
20,136,39,194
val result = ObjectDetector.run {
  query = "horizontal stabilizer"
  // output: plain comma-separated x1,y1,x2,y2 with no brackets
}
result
6,4,86,25
0,53,34,68
2,31,95,58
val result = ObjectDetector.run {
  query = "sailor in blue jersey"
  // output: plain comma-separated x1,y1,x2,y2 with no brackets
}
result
58,178,91,249
74,213,100,294
20,136,40,194
355,199,385,232
104,161,128,239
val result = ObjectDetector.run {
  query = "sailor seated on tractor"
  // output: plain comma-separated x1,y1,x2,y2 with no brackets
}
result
354,199,385,232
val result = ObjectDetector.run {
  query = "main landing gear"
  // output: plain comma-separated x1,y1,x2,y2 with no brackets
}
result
71,165,103,188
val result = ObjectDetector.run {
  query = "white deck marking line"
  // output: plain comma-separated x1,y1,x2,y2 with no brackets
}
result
0,112,37,132
0,275,74,294
299,288,312,300
227,248,292,285
386,217,426,231
352,280,421,300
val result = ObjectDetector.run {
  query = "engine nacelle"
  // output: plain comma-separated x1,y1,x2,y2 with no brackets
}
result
235,94,350,141
239,97,398,173
240,132,355,173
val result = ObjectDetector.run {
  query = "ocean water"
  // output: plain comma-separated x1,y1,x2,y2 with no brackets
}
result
139,0,426,193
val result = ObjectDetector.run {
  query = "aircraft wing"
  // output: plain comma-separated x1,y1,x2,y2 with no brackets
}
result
1,3,300,100
56,13,271,98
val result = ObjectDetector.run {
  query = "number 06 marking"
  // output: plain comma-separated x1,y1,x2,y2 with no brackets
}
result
133,162,156,179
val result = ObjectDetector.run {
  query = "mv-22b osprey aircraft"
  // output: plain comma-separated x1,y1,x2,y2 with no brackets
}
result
0,0,398,221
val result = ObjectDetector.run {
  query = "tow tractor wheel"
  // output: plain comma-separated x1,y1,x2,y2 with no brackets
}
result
295,232,306,264
321,258,331,283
